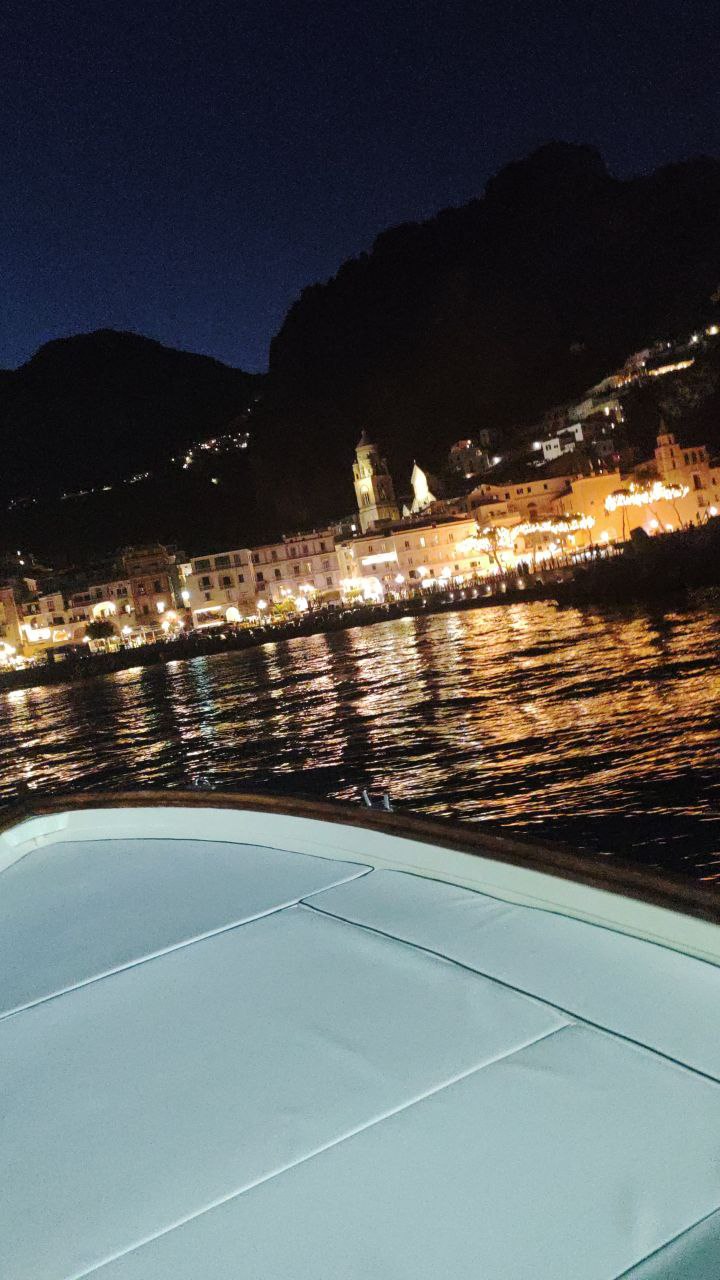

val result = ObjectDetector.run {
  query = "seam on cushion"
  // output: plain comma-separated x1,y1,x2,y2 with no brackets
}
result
68,1021,571,1280
356,867,720,972
0,866,370,1024
612,1202,720,1278
298,863,375,905
301,898,720,1087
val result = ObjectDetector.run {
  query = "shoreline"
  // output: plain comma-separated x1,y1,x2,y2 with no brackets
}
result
4,522,719,695
0,578,559,693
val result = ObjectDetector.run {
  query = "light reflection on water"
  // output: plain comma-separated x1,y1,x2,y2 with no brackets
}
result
2,601,720,878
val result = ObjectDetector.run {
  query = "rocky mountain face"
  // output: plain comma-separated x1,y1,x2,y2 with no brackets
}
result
257,143,720,529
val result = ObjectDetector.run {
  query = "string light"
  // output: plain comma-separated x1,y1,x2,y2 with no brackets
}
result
458,515,594,557
604,481,689,512
514,515,596,537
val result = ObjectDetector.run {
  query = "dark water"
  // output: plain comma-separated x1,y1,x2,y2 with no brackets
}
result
2,601,720,881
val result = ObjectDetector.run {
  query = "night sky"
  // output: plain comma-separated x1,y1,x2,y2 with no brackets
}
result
2,0,718,373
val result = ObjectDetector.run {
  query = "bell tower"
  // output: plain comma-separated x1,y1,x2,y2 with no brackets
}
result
352,431,400,532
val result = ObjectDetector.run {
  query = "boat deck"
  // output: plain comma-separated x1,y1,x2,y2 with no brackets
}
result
2,812,720,1278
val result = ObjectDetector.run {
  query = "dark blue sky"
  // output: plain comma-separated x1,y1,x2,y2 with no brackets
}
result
1,0,718,372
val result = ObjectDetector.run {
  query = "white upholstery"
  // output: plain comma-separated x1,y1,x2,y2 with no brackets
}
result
0,902,564,1280
2,827,719,1279
0,837,367,1016
308,868,720,1080
91,1027,720,1280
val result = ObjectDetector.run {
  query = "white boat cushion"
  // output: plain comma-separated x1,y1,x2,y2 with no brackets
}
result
0,837,368,1017
3,834,720,1279
87,1025,720,1280
307,868,720,1080
0,902,565,1280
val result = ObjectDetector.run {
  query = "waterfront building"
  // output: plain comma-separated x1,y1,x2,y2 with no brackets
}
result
465,474,575,522
250,529,342,608
182,529,342,625
12,546,189,660
16,576,142,657
337,514,489,598
120,544,182,632
66,578,134,624
181,549,256,627
352,432,400,532
443,489,516,527
393,515,493,584
551,472,626,546
654,433,720,519
335,529,399,599
0,587,23,666
551,434,720,546
19,590,79,657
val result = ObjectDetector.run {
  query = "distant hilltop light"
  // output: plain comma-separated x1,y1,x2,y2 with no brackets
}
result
6,429,250,514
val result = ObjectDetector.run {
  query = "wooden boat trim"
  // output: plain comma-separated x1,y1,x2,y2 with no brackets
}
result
1,788,718,926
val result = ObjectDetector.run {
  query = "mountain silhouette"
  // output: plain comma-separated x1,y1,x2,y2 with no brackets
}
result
3,143,720,558
257,142,720,529
0,330,260,559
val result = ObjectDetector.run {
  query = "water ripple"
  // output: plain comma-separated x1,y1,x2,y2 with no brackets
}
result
1,603,720,877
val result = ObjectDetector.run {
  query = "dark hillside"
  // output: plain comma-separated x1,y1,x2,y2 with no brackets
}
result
258,144,720,529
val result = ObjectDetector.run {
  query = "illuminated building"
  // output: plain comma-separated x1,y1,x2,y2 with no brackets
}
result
654,433,720,517
0,588,23,665
16,575,143,656
539,422,585,462
337,514,490,598
352,431,400,532
120,544,182,631
20,590,80,657
180,549,257,627
447,438,491,477
407,463,441,515
10,546,188,658
66,579,133,623
550,435,720,543
182,531,342,625
250,530,342,607
464,474,575,522
552,473,626,545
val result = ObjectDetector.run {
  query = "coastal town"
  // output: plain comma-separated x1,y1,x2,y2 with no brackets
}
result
1,321,719,673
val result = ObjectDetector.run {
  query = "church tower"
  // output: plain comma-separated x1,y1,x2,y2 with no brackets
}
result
353,431,400,532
